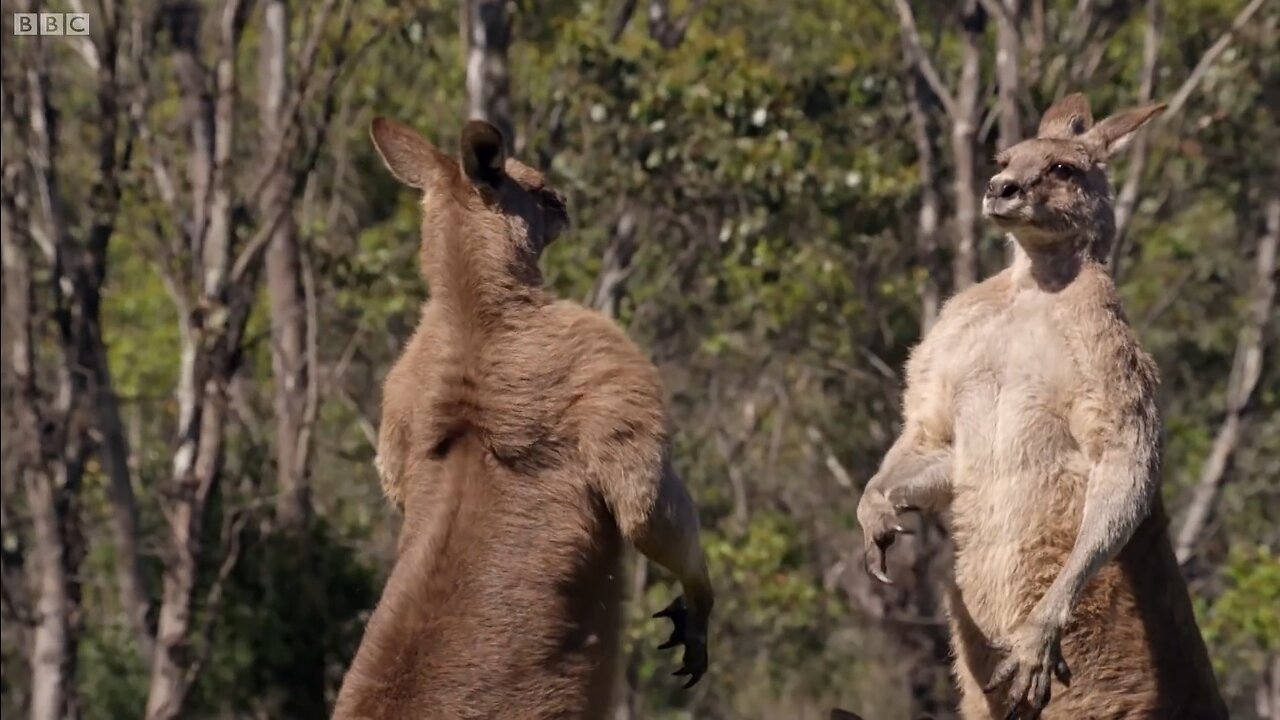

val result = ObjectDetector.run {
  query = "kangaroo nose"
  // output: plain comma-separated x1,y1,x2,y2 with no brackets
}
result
988,177,1021,199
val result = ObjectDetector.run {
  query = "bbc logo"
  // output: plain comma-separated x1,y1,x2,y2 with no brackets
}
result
13,13,90,36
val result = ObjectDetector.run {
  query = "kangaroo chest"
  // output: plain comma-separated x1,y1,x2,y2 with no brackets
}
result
942,291,1089,492
939,290,1095,635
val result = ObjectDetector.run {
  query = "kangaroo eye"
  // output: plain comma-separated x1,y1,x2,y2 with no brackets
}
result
1049,163,1074,180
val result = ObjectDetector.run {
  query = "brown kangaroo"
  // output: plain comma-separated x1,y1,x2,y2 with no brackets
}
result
856,94,1227,719
332,118,714,719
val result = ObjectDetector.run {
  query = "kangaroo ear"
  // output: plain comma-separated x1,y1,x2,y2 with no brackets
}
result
1085,103,1166,159
1038,92,1094,139
369,117,447,189
459,120,506,191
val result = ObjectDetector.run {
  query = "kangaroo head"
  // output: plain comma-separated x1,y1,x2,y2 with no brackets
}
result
369,117,569,286
983,93,1164,260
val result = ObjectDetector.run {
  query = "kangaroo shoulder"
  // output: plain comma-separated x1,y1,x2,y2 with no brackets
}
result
547,301,667,426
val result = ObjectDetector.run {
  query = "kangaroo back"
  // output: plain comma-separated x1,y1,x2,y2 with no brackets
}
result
334,434,626,719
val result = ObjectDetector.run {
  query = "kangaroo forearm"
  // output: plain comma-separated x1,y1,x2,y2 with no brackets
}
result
640,533,713,613
867,442,953,514
630,468,714,612
1032,449,1155,630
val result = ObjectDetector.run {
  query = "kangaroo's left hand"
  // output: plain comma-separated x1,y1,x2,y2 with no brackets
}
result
983,619,1071,720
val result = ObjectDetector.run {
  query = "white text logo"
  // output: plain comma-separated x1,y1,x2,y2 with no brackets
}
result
13,13,90,36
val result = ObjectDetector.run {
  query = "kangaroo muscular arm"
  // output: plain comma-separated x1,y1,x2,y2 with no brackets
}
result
857,317,960,584
569,318,713,614
625,458,714,612
862,324,956,515
588,423,713,683
1032,423,1157,632
1031,281,1161,633
583,415,712,615
865,434,953,513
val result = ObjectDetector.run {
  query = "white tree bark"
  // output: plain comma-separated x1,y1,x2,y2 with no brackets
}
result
903,68,942,331
950,0,985,290
464,0,514,149
141,1,354,712
146,3,248,716
2,165,79,720
892,0,986,290
262,0,313,530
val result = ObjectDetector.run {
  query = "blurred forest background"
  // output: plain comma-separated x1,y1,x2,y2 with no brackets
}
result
0,0,1276,718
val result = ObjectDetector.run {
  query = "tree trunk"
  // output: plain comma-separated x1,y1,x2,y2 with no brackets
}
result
24,467,83,720
82,11,155,658
990,0,1021,266
261,0,312,530
89,343,153,658
463,0,514,150
992,0,1021,151
951,0,985,289
144,340,205,720
146,4,248,715
904,524,956,718
3,172,80,720
146,338,234,719
135,0,350,710
5,20,104,715
904,68,943,330
1258,652,1279,720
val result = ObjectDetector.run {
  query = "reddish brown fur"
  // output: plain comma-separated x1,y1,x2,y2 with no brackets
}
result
333,119,713,719
858,94,1225,719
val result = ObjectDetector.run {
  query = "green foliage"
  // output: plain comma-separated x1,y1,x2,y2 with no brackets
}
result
1197,546,1280,704
78,622,150,720
2,0,1276,718
189,519,379,717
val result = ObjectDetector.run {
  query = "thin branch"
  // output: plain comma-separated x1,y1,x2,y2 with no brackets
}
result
1165,0,1266,117
336,387,379,450
228,195,292,285
291,248,321,489
890,0,958,118
247,0,343,200
647,0,708,48
1138,266,1195,331
609,0,639,42
179,508,249,693
1175,190,1279,565
589,205,639,317
806,426,854,489
1110,0,1161,275
1114,0,1264,276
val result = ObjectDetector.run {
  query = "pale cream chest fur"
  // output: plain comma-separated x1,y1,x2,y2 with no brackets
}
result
940,283,1094,636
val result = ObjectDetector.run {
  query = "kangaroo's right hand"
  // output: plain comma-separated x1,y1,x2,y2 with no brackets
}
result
857,489,909,585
